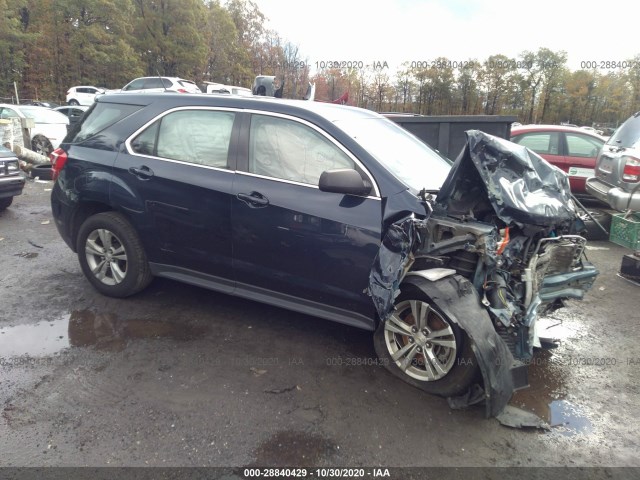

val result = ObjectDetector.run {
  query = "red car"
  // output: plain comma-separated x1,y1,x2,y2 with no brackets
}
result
511,125,605,195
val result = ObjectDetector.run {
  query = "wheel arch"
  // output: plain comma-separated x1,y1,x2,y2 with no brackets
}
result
399,272,524,417
70,201,114,252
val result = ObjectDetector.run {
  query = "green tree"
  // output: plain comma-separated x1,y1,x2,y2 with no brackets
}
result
454,60,481,114
133,0,209,79
203,1,242,84
226,0,265,83
536,49,568,122
0,0,30,99
480,55,515,115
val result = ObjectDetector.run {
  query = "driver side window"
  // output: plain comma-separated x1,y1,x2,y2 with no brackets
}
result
249,115,355,185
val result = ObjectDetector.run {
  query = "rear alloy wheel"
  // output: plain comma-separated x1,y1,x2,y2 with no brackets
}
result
31,135,54,157
374,284,479,397
77,212,153,297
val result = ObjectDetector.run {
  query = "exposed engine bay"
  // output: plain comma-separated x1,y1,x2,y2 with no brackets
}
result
417,215,597,360
368,130,599,422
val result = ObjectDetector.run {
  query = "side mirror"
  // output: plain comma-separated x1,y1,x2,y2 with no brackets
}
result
318,169,372,196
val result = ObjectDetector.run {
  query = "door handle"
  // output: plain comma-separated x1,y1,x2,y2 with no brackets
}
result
237,192,269,207
128,165,154,180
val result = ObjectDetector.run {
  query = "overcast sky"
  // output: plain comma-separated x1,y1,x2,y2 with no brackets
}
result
253,0,638,74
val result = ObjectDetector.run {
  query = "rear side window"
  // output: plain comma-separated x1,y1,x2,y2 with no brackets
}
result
143,78,165,89
123,79,145,91
565,133,603,157
130,110,235,169
0,107,19,119
608,113,640,148
67,103,141,143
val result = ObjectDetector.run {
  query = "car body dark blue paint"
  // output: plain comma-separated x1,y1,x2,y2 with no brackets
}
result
51,93,430,330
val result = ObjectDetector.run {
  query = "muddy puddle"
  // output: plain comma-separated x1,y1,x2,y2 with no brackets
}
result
0,316,70,357
0,310,209,358
510,349,593,436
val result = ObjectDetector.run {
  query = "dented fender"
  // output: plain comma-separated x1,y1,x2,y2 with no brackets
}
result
401,273,527,418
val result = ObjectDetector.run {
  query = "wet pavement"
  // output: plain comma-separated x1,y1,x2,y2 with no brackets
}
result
1,180,639,467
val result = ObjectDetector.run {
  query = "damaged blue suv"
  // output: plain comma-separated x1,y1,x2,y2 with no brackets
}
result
50,93,598,419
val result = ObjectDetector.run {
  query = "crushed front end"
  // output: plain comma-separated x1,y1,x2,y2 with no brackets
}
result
427,130,598,362
370,131,599,421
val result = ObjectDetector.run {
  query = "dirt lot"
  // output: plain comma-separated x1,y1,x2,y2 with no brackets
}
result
1,179,639,472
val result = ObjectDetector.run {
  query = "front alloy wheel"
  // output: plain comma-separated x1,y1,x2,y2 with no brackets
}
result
85,229,128,286
374,284,479,397
384,300,457,381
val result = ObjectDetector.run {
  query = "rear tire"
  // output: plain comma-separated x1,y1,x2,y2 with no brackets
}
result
580,209,612,241
374,283,479,397
30,163,53,181
0,197,13,211
76,212,153,298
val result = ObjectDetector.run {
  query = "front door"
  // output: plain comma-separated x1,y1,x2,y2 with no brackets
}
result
232,113,381,327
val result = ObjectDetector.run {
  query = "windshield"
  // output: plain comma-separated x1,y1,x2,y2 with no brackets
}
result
18,106,68,124
607,112,640,148
334,117,452,191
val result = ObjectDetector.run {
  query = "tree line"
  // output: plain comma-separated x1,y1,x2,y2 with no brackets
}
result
0,0,311,101
312,50,640,127
1,0,639,126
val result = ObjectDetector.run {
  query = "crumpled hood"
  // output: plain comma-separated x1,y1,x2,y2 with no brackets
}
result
436,130,577,227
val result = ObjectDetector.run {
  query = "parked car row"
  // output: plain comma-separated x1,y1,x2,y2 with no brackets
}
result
510,124,606,197
513,113,640,213
65,78,202,107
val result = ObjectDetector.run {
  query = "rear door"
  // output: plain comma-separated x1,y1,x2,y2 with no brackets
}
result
562,132,604,193
141,78,167,93
112,107,240,288
231,112,382,327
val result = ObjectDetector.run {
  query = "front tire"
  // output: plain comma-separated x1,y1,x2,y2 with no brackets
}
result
374,283,479,397
76,212,153,297
68,99,79,106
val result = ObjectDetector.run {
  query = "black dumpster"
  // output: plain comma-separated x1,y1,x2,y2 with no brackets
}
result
384,114,518,159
